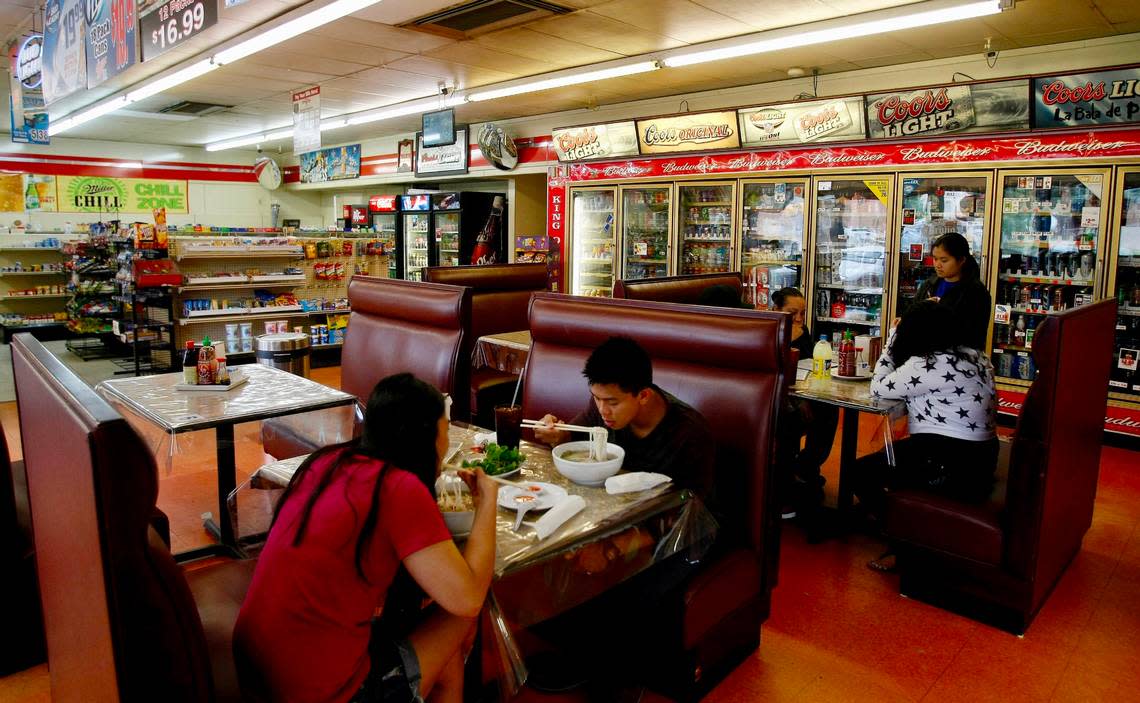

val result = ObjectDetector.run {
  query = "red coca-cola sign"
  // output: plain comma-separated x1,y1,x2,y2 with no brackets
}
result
368,194,397,212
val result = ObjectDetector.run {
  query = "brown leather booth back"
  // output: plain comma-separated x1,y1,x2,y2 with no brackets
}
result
12,334,214,702
423,263,547,339
522,293,790,553
1005,300,1116,590
344,276,472,413
612,272,744,304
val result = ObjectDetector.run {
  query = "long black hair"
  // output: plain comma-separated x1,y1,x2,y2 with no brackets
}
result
932,231,980,282
889,300,974,367
271,373,446,582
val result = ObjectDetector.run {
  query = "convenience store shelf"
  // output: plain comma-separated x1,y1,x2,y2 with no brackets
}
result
627,258,669,264
179,307,306,325
815,285,884,294
578,258,613,265
3,294,69,301
741,259,801,267
683,237,731,242
176,251,303,261
1118,307,1140,317
179,281,304,292
999,274,1094,286
0,270,66,276
0,246,64,252
685,201,732,206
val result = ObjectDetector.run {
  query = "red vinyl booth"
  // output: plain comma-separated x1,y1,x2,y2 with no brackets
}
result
612,271,744,304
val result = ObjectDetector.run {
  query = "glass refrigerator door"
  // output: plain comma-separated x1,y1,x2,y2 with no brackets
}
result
373,213,398,278
991,171,1108,383
404,212,430,280
678,183,735,276
435,211,462,267
740,180,807,308
571,189,617,297
1110,170,1140,399
621,185,672,280
894,175,989,318
811,177,890,343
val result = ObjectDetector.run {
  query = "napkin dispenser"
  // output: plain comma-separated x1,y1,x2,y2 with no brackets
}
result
854,334,882,378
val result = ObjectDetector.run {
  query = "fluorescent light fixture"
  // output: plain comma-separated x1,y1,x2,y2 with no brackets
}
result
467,60,660,102
127,60,217,102
663,0,1003,68
205,129,293,152
214,0,384,65
114,162,144,169
48,96,130,136
344,95,466,127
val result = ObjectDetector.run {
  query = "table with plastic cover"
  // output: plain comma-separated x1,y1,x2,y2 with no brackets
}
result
789,367,906,512
96,363,355,559
473,330,531,375
250,422,717,695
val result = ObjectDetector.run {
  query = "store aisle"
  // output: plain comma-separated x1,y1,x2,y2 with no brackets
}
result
2,365,1137,702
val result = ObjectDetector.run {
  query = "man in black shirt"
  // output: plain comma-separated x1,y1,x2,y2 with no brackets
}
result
533,336,715,504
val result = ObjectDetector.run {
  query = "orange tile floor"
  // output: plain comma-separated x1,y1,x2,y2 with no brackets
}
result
2,365,1139,702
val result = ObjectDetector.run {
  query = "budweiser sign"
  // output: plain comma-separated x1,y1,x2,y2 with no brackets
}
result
867,79,1028,139
739,97,865,147
636,110,740,154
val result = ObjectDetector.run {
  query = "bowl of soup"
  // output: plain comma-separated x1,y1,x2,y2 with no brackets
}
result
551,441,625,487
436,473,475,537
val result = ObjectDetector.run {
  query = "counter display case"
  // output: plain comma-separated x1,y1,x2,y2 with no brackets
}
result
677,182,735,277
739,179,808,308
810,176,891,343
620,185,672,281
570,188,617,297
990,169,1110,384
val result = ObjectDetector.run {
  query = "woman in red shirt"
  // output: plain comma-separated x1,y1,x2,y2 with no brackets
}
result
234,373,499,703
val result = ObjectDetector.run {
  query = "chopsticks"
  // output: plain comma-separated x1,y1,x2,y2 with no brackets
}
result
520,419,597,434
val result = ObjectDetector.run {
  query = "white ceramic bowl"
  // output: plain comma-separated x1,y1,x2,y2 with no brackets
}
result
436,473,474,536
551,441,626,487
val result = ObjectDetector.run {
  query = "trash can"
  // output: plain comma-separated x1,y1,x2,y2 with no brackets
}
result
256,332,311,377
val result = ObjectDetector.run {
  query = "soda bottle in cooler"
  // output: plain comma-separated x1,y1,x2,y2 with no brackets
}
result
471,196,504,265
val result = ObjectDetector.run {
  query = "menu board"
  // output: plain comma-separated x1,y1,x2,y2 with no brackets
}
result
866,79,1029,139
552,121,639,162
416,129,469,176
739,97,865,147
85,0,137,87
636,111,740,154
42,0,88,105
1034,67,1140,128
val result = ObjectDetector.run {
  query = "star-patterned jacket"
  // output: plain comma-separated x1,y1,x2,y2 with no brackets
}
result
870,338,997,442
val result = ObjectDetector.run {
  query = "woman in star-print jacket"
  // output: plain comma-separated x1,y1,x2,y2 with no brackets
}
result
855,299,999,520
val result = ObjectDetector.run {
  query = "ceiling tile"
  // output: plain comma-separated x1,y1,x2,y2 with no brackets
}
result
688,0,836,29
423,43,562,76
587,0,756,43
261,34,411,67
311,18,457,53
472,27,625,65
1093,0,1140,25
384,55,519,87
243,52,375,76
524,12,685,55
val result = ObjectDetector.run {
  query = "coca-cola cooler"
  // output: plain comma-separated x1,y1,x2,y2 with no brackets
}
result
401,194,432,280
369,194,401,279
429,192,507,268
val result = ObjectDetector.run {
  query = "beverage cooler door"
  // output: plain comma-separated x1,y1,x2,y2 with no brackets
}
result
810,177,891,344
620,185,673,281
893,174,991,319
1109,169,1140,401
404,212,430,281
677,182,735,276
570,188,617,297
991,170,1109,384
740,179,808,308
372,213,399,278
435,211,462,267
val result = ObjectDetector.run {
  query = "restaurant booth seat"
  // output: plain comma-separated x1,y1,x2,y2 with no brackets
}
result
612,271,744,304
0,417,45,675
885,300,1117,634
520,293,792,700
261,276,472,460
423,262,547,427
11,333,257,702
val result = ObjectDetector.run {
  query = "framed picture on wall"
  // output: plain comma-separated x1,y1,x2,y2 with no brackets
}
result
397,139,414,173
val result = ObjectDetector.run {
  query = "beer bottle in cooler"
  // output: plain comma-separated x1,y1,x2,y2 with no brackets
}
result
471,196,504,265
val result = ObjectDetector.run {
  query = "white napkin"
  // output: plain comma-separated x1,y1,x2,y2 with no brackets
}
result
605,472,672,495
534,495,586,540
474,431,497,446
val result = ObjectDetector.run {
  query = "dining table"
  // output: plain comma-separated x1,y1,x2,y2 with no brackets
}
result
473,330,532,376
96,363,356,560
789,364,906,513
249,421,717,695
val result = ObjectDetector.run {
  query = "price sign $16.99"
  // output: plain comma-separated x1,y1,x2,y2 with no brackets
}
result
140,0,219,62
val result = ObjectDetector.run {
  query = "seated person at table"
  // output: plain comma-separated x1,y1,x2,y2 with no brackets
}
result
533,335,715,503
856,301,998,569
234,373,499,703
771,286,839,518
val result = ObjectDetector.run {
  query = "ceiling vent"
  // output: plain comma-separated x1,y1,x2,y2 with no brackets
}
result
406,0,571,37
157,101,231,117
